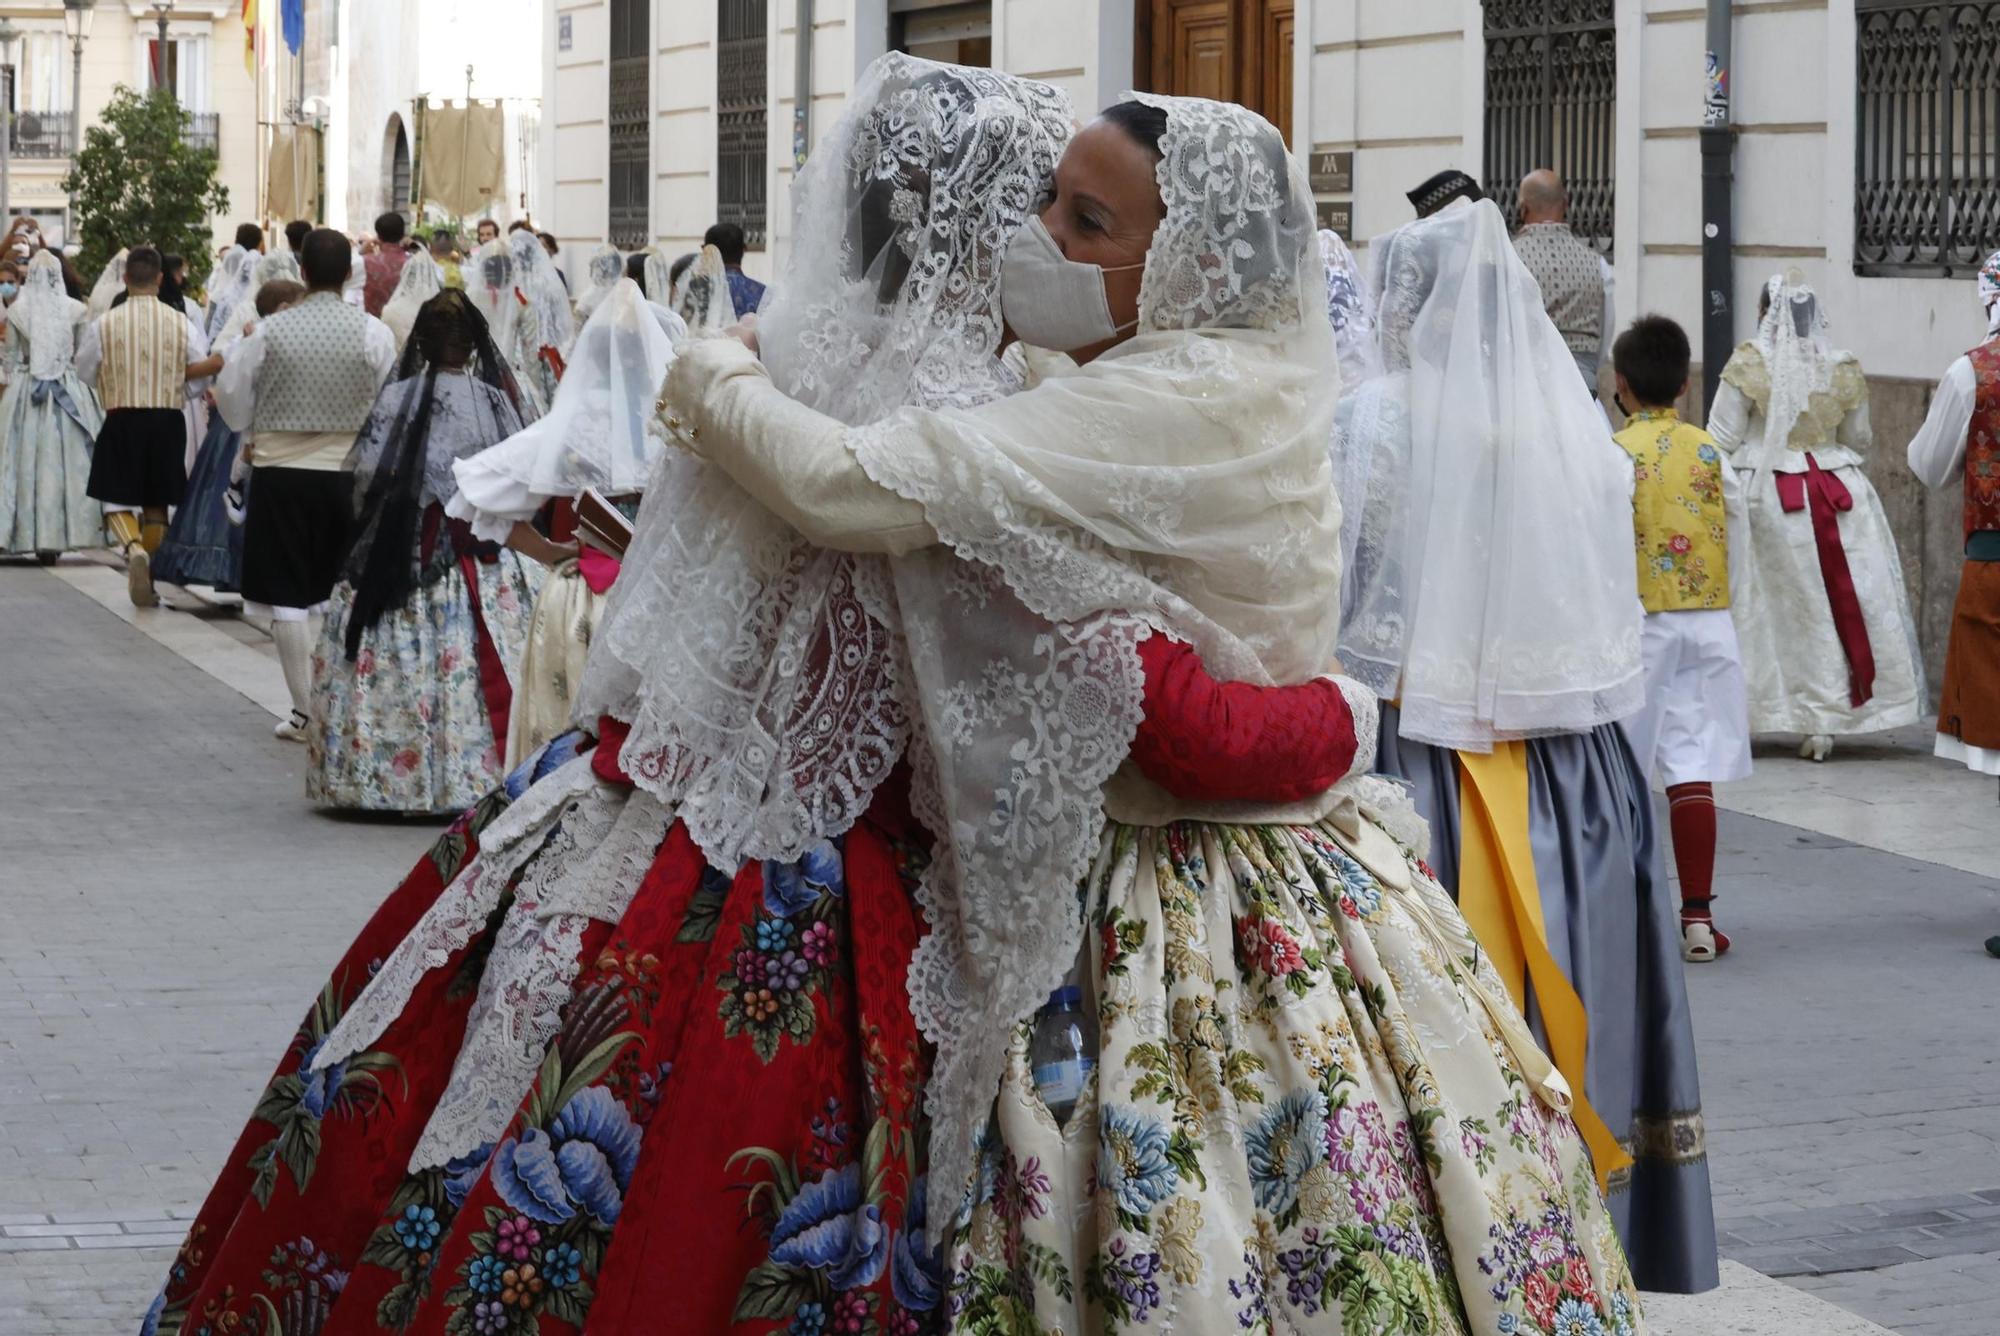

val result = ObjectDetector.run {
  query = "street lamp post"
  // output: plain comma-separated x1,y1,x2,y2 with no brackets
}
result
153,3,175,96
62,0,95,248
0,20,21,229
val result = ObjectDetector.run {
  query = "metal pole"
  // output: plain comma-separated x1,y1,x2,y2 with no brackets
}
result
3,69,12,228
793,0,813,170
66,35,81,241
1698,0,1734,415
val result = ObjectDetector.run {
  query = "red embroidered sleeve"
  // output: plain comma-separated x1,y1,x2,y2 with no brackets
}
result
1128,634,1357,804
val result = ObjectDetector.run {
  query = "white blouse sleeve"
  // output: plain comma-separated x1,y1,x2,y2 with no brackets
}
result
1907,355,1978,489
1706,380,1751,457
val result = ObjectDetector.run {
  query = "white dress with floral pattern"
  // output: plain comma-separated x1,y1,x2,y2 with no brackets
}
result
947,816,1644,1336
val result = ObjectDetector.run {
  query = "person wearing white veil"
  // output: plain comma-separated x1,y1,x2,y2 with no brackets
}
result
1341,195,1717,1294
1320,226,1381,384
1909,251,2000,795
651,91,1642,1331
572,241,623,322
507,225,576,409
380,251,443,352
0,250,103,559
203,245,254,344
86,248,127,319
446,275,676,766
1708,272,1923,761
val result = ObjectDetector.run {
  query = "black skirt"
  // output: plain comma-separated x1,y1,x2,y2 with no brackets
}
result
86,408,188,508
240,466,355,610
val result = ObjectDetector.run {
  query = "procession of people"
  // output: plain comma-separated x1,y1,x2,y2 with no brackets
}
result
0,49,1992,1336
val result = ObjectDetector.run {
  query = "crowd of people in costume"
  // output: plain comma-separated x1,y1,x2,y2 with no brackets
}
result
0,51,1993,1336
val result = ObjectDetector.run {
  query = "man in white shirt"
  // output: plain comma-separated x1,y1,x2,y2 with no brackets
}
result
214,228,397,741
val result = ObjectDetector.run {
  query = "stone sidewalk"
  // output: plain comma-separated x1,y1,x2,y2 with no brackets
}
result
7,559,1998,1333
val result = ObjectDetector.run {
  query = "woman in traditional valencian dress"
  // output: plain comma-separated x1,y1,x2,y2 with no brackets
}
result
572,243,623,323
1337,196,1716,1294
652,91,1642,1334
152,251,303,593
306,291,545,814
1708,272,1924,761
0,250,103,560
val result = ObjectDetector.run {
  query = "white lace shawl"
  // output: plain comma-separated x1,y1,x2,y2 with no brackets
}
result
382,254,445,352
575,242,624,322
572,52,1077,873
1751,270,1839,461
10,251,84,381
87,250,126,319
673,245,736,332
204,245,254,342
1336,198,1642,750
509,227,576,358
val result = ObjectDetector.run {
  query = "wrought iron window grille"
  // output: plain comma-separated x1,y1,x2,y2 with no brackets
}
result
608,0,650,251
1855,1,2000,277
1481,0,1616,256
718,0,768,250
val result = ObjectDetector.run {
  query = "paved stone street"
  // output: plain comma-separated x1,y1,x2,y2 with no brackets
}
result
4,559,2000,1334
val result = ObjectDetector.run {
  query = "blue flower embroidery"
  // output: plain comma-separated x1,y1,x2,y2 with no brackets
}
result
1553,1297,1608,1336
393,1203,441,1251
1097,1104,1179,1218
768,1162,889,1289
1244,1090,1329,1215
466,1253,507,1295
891,1173,942,1312
492,1086,641,1225
763,839,846,917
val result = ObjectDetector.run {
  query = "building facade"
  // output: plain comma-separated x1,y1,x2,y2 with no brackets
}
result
263,0,542,237
542,0,1996,695
1,1,258,254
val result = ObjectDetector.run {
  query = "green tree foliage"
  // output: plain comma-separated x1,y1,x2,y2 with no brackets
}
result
62,86,230,287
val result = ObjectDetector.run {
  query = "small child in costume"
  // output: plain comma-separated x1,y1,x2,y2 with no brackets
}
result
1612,314,1754,962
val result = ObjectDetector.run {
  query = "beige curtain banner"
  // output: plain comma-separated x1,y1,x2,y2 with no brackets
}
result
421,102,505,218
264,124,321,223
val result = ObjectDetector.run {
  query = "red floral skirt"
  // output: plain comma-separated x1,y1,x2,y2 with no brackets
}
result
146,750,939,1336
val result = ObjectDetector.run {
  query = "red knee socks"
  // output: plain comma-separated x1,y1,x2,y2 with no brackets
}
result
1667,782,1728,948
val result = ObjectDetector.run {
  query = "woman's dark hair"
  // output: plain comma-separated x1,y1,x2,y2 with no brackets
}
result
235,222,265,251
1100,100,1168,158
668,251,696,288
625,251,649,291
1612,314,1692,407
56,252,84,301
343,290,521,659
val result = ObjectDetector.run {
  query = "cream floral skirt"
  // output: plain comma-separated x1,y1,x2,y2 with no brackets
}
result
948,818,1644,1336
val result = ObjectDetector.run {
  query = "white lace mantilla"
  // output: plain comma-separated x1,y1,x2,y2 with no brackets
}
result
409,784,674,1170
310,754,601,1075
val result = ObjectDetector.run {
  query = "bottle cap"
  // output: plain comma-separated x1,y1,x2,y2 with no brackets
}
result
1048,984,1082,1008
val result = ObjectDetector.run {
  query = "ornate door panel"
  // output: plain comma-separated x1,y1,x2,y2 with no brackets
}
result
1145,0,1294,143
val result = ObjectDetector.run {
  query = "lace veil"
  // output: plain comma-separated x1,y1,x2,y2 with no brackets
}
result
508,227,576,357
12,251,85,380
203,245,254,341
383,254,445,350
212,251,302,353
1750,269,1838,457
1336,197,1641,749
575,242,624,321
577,54,1074,866
641,248,676,306
672,245,735,331
87,249,127,318
1320,227,1380,382
472,238,521,354
457,276,672,504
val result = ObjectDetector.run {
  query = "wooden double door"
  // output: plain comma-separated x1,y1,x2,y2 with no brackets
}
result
1141,0,1294,144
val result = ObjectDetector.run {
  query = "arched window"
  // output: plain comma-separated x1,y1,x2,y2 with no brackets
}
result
387,115,412,213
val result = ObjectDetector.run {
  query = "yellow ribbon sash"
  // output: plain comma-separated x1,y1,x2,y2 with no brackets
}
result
1456,744,1633,1191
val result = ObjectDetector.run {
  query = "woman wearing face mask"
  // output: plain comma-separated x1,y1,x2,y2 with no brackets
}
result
657,93,1642,1334
0,250,103,562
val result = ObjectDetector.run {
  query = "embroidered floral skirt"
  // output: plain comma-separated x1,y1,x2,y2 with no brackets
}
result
143,748,939,1336
309,554,543,815
0,370,101,555
143,736,586,1336
949,818,1646,1336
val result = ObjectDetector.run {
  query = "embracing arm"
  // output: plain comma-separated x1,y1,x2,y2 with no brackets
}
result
663,337,937,555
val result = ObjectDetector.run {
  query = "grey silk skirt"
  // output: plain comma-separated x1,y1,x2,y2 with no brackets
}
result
1377,707,1721,1294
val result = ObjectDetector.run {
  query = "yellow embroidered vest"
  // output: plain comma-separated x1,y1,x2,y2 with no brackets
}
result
97,295,188,411
1614,409,1731,612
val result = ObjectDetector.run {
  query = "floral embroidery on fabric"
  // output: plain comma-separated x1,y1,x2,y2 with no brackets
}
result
719,841,848,1062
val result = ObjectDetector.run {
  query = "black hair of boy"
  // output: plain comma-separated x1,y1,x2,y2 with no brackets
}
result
124,246,163,288
1612,314,1692,408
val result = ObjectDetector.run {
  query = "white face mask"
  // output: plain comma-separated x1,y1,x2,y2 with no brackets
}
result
999,216,1143,352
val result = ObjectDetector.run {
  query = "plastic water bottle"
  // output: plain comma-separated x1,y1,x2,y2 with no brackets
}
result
1029,985,1097,1127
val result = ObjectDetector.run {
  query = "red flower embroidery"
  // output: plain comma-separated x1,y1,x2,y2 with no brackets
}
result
1235,916,1305,977
1668,534,1692,555
1524,1271,1562,1329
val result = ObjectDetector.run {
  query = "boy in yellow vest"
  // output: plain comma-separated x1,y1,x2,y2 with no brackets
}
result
1612,315,1753,963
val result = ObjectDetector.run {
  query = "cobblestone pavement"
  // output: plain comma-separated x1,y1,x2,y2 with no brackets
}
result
6,560,2000,1333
